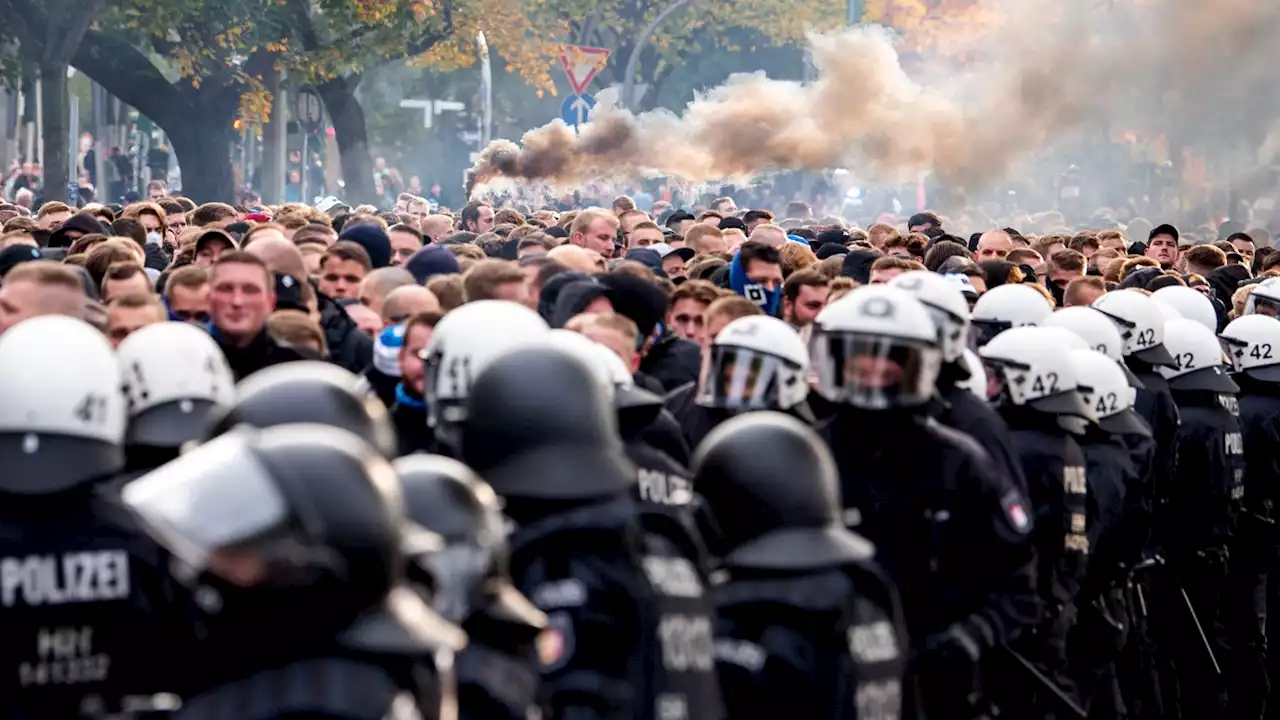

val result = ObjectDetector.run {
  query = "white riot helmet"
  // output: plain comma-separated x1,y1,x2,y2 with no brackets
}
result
1043,306,1144,388
117,322,236,448
1220,315,1280,382
954,348,988,402
1245,276,1280,316
889,270,971,362
969,283,1054,349
1153,286,1218,333
811,286,941,410
424,300,550,446
0,316,126,493
1157,318,1239,393
698,315,809,411
1067,349,1151,437
1091,289,1178,367
979,327,1092,419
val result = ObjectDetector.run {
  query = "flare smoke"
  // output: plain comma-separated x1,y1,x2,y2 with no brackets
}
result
465,0,1280,199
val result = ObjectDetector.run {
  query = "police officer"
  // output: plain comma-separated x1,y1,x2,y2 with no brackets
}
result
0,316,196,718
980,326,1093,718
1091,290,1180,549
122,424,467,719
462,346,723,720
665,314,817,450
394,454,548,720
116,321,236,474
205,360,400,458
424,300,551,456
968,282,1054,349
694,412,910,720
890,270,1028,495
813,286,1038,720
548,329,694,511
1064,349,1151,719
1159,318,1245,720
1219,315,1280,720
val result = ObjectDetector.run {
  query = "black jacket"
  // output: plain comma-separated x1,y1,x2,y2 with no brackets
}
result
390,389,436,457
937,362,1029,496
1166,390,1244,566
1128,360,1180,535
819,410,1039,665
318,291,375,375
1236,375,1280,521
213,327,313,381
641,334,702,393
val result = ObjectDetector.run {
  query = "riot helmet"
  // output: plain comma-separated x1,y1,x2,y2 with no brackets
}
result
0,316,125,493
889,269,971,362
1043,306,1144,388
979,326,1092,419
207,361,398,457
969,283,1053,349
1092,289,1178,367
1158,318,1239,393
691,412,874,570
462,346,634,501
122,424,465,656
1152,285,1218,334
118,321,235,448
394,454,546,630
424,300,550,451
810,285,942,410
1067,349,1151,437
697,315,809,411
1221,314,1280,383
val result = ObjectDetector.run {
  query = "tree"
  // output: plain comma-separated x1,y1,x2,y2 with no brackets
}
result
0,0,106,202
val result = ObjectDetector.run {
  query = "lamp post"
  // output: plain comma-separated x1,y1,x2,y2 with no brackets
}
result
847,0,864,25
621,0,694,112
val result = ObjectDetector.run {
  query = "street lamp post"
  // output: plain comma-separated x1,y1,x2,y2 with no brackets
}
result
847,0,864,25
621,0,694,112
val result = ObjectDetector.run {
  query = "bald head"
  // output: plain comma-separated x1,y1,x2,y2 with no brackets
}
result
357,266,416,316
975,230,1014,262
381,285,440,325
420,215,454,244
247,235,307,282
344,303,382,339
547,244,603,273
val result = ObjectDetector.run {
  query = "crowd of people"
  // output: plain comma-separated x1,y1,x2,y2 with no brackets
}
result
0,180,1278,720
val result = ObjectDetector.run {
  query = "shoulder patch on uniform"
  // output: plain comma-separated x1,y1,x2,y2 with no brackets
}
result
1000,490,1032,534
537,611,575,672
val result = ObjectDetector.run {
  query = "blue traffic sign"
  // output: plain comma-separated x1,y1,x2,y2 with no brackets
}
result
560,93,596,130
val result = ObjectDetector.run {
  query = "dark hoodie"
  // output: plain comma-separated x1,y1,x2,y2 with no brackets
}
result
1207,264,1251,309
313,283,375,374
549,279,612,328
599,273,702,392
47,212,109,248
404,245,460,284
841,250,880,286
536,271,591,324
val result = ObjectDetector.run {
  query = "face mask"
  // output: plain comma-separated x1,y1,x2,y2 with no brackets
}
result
146,231,162,245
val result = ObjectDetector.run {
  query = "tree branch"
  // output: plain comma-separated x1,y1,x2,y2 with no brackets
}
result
52,0,104,64
72,29,186,127
0,0,35,49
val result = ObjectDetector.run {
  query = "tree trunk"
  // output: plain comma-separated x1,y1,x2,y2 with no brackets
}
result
167,112,236,203
317,75,376,206
40,61,69,205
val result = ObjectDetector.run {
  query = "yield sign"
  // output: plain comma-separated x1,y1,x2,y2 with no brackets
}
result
558,45,610,96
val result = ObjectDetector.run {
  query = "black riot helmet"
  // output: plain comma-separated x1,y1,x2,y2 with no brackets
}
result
394,454,547,630
121,424,465,657
691,412,875,570
206,361,398,458
462,346,635,501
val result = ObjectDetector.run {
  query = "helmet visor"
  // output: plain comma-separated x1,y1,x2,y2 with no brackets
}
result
812,332,937,409
969,319,1011,351
1246,294,1280,317
416,543,494,625
121,431,298,583
697,346,799,411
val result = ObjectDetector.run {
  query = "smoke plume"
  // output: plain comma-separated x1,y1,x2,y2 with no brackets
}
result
465,0,1280,199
